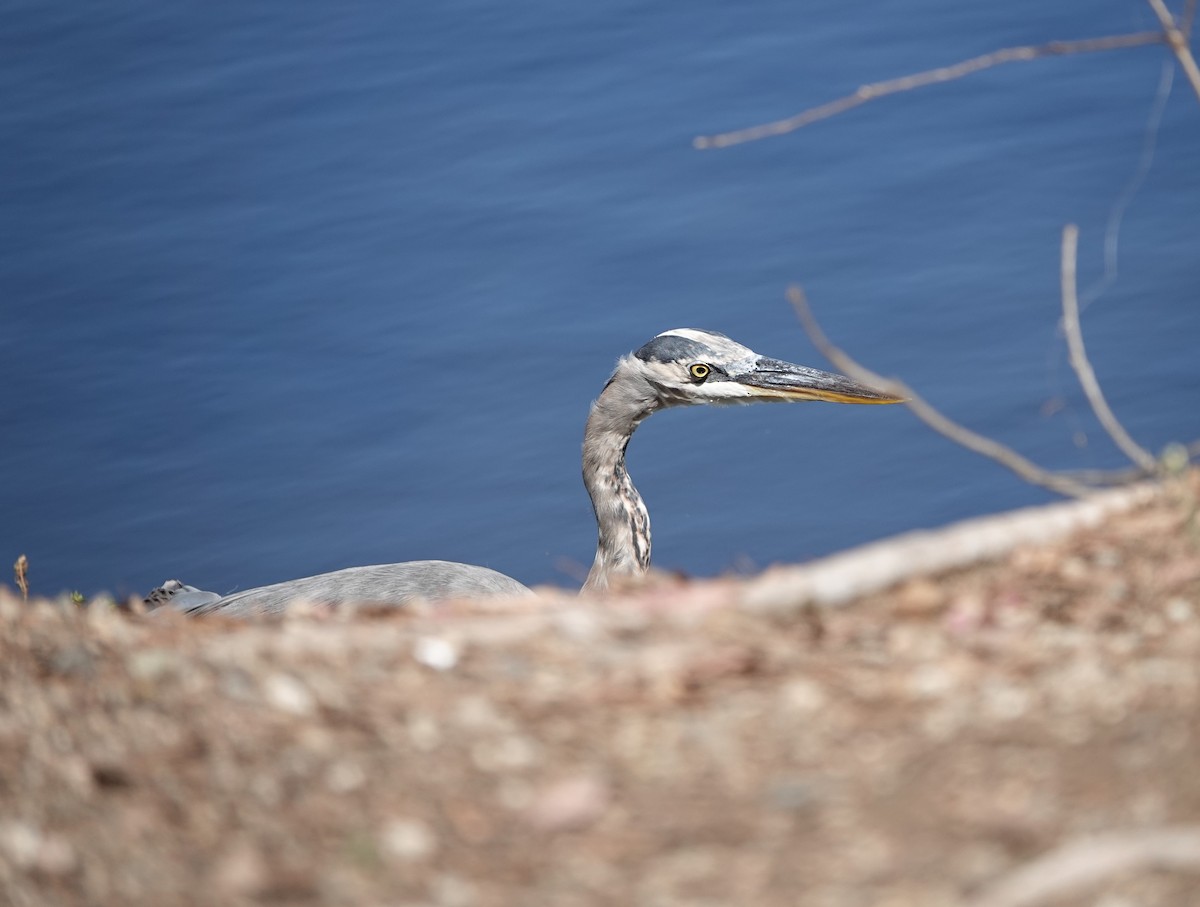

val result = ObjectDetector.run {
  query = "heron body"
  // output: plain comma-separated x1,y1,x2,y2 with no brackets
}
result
149,328,899,614
152,562,531,617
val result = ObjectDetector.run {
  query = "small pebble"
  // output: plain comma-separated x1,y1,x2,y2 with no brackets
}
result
214,843,269,896
406,713,442,750
1104,579,1129,603
381,818,438,861
892,578,946,616
414,637,460,671
1059,557,1090,583
766,777,825,812
471,735,537,772
779,678,827,714
262,673,316,717
0,822,76,875
431,874,476,907
35,835,76,876
982,682,1031,721
525,774,610,832
1165,597,1194,624
325,760,366,793
127,649,182,682
0,821,41,868
909,664,955,699
944,594,985,635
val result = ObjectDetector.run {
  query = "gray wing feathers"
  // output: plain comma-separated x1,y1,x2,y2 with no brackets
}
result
155,561,532,618
145,580,223,611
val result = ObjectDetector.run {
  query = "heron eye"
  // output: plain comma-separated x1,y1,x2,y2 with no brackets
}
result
689,363,710,382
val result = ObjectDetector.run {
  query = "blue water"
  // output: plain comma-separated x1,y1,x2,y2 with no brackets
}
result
2,1,1198,599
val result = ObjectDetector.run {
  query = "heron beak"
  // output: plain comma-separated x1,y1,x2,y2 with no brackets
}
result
737,357,904,404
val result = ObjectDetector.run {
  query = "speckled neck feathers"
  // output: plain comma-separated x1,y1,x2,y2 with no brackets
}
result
581,357,659,592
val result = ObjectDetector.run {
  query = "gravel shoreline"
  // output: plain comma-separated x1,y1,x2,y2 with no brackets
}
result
3,473,1198,906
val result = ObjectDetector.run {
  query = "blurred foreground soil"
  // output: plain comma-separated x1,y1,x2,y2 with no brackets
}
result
2,474,1199,907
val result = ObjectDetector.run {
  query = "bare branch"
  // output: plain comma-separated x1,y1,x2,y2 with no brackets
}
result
969,826,1200,907
1060,224,1159,471
1146,0,1200,101
1185,0,1198,37
695,32,1163,149
787,287,1094,498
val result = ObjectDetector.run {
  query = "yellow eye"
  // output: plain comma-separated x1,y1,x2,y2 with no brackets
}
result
689,363,710,381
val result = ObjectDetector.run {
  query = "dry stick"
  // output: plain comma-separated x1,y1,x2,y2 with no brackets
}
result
786,287,1094,498
14,554,29,603
1146,0,1200,101
1060,224,1159,471
695,32,1163,149
969,826,1200,907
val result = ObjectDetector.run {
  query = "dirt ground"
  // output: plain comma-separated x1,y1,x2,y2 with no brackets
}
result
2,474,1199,907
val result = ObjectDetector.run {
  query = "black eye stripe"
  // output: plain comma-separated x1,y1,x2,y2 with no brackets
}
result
635,335,708,363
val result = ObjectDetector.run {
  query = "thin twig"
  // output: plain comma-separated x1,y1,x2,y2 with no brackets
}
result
1059,465,1152,486
14,554,28,603
1059,438,1199,485
695,32,1164,149
1080,60,1174,311
787,287,1094,498
1185,0,1198,36
1146,0,1200,101
969,826,1200,907
1060,225,1159,471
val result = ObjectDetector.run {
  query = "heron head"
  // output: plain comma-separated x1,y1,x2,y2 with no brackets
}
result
627,328,903,409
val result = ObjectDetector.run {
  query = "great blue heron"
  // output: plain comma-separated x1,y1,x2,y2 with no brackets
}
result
149,328,900,615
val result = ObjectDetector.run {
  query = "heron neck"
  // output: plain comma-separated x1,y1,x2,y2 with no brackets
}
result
581,370,659,593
